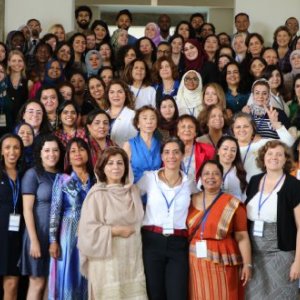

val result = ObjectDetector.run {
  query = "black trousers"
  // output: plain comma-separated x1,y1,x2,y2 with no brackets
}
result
142,230,188,300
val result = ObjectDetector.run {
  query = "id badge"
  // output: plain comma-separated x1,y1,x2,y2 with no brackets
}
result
8,214,20,232
253,219,264,237
163,219,174,235
196,240,207,258
0,114,6,127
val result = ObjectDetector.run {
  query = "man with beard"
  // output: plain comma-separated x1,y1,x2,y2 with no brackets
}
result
115,9,137,45
67,5,93,39
158,14,171,42
26,19,42,55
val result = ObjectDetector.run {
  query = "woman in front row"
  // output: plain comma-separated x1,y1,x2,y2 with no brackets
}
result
78,147,147,299
137,137,197,300
188,160,251,300
246,140,300,299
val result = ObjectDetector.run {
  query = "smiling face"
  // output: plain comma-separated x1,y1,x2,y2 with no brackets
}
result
184,71,200,91
69,142,88,168
145,24,157,39
60,104,77,128
200,162,223,193
94,25,107,42
57,45,71,63
204,86,219,106
40,89,59,114
208,107,224,130
87,113,110,140
268,70,281,90
88,78,105,100
47,61,61,79
73,35,86,54
178,24,190,40
108,84,126,108
1,137,21,167
183,42,198,61
104,153,125,184
117,30,128,47
99,44,111,60
204,36,219,53
226,64,240,86
177,118,197,144
88,53,101,69
8,53,25,73
276,30,290,47
171,37,183,55
218,139,237,167
253,84,269,107
232,116,254,145
137,109,157,134
161,141,183,170
17,124,34,147
159,60,172,80
132,61,146,82
40,141,60,171
23,102,43,131
264,145,286,172
250,59,265,79
160,99,176,121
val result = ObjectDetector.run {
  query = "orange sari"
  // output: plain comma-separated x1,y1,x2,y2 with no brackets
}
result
187,193,247,300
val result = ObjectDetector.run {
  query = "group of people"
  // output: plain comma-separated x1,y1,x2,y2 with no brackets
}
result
0,4,300,300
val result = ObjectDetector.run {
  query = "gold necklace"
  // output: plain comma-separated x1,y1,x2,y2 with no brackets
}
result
162,170,181,187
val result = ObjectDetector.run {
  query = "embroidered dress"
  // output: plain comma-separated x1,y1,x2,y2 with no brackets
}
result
187,193,247,300
48,172,93,300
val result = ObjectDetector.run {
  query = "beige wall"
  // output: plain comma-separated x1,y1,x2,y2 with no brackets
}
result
4,0,74,38
235,0,300,45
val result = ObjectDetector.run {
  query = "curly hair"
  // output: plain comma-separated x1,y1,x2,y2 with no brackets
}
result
152,56,179,83
256,140,293,173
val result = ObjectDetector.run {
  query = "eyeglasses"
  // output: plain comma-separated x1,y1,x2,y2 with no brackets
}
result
184,77,199,82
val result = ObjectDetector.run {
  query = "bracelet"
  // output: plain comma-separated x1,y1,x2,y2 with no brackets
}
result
244,263,253,268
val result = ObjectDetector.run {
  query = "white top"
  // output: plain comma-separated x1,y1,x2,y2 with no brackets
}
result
109,106,138,147
137,170,197,229
182,154,196,182
246,177,285,222
240,126,294,181
130,85,156,109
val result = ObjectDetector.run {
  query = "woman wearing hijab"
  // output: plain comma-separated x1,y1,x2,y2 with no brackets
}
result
176,70,203,118
85,50,102,78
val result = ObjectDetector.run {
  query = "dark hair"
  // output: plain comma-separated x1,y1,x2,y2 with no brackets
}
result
91,20,110,43
0,42,8,65
34,42,53,59
57,81,75,100
273,25,292,48
249,57,267,78
216,45,235,60
17,99,51,135
135,37,157,64
197,160,224,185
105,79,134,109
116,9,133,22
190,13,205,23
85,109,111,138
262,64,285,95
94,146,129,184
36,85,62,105
75,5,92,19
64,137,94,177
0,133,24,179
169,34,184,45
152,56,179,83
234,12,249,22
98,66,114,83
292,73,300,100
292,136,300,163
33,134,63,175
231,112,257,137
261,47,279,60
57,101,79,129
256,140,293,173
245,32,264,48
159,95,179,121
122,58,152,86
54,41,75,69
217,32,232,46
98,41,114,62
116,45,140,70
198,104,228,133
199,22,216,35
177,114,200,136
161,136,185,155
132,105,159,131
41,33,58,45
215,135,247,192
174,21,196,39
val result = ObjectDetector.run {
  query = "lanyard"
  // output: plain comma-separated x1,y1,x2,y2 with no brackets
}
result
242,139,253,165
200,191,222,239
9,177,20,214
157,173,182,213
131,84,143,99
222,166,232,183
258,173,285,218
181,143,194,175
208,134,216,149
186,107,195,117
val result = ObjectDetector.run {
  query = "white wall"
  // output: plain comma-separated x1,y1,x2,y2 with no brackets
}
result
235,0,300,45
4,0,74,38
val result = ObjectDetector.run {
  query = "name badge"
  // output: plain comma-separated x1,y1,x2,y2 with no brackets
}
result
253,219,264,237
196,240,207,258
0,114,6,127
163,219,174,235
8,214,20,232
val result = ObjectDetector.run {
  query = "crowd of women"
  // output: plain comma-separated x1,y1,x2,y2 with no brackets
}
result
0,6,300,300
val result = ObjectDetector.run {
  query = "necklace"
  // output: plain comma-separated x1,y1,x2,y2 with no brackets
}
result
162,170,182,187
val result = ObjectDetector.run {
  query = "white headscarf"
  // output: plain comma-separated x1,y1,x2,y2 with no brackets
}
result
176,70,203,118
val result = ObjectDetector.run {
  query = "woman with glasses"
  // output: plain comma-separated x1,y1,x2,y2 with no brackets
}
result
176,70,203,118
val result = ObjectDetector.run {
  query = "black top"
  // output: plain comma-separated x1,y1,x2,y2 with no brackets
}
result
246,173,300,251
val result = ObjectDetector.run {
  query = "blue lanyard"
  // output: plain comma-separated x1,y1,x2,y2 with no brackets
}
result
258,173,285,218
222,167,232,183
242,139,253,165
186,107,195,117
181,143,194,175
157,173,182,213
9,177,20,214
200,191,222,239
131,84,143,99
